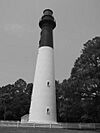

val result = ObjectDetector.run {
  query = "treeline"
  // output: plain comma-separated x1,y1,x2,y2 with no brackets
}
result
0,79,33,121
0,37,100,123
56,37,100,123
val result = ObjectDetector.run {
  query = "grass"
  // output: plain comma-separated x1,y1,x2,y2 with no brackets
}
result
0,126,99,133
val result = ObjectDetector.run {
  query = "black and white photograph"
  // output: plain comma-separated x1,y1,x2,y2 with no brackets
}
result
0,0,100,132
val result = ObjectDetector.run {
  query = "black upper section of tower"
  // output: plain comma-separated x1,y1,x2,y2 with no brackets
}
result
39,9,56,48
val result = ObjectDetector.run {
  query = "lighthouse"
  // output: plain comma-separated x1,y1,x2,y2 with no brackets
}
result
29,9,57,123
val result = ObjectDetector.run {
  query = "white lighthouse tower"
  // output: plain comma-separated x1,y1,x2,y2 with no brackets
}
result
29,9,57,123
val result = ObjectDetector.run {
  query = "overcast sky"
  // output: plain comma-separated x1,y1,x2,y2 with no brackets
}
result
0,0,100,86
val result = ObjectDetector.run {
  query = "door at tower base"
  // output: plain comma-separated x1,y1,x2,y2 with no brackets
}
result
29,46,57,123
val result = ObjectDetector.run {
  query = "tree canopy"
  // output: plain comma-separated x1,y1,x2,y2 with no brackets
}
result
0,79,33,121
56,37,100,122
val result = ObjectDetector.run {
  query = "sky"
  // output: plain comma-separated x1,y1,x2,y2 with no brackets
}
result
0,0,100,86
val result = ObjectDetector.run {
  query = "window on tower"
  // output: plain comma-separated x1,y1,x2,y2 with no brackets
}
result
47,108,50,115
46,81,50,87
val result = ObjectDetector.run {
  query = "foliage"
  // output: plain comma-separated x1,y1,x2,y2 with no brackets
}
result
56,37,100,123
70,37,100,122
0,79,33,121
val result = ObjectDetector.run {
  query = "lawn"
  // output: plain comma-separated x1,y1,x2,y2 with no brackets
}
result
0,126,99,133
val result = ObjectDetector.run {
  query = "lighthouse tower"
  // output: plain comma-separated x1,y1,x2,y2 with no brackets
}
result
29,9,57,123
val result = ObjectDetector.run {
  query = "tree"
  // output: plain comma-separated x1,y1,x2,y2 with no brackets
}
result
0,79,33,121
55,80,67,122
10,79,33,121
69,37,100,122
56,79,83,122
56,37,100,123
